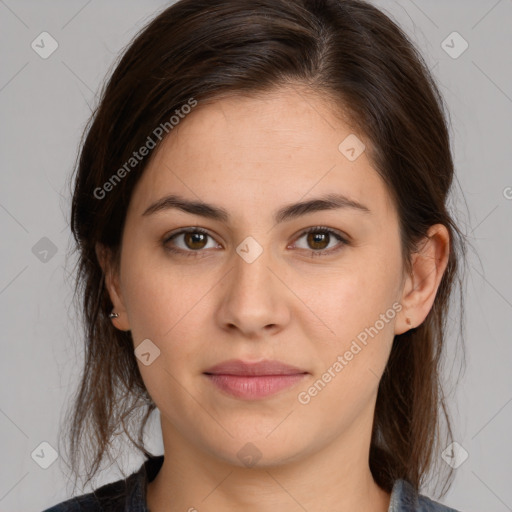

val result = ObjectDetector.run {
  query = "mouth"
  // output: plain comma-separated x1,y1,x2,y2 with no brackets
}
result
203,359,309,400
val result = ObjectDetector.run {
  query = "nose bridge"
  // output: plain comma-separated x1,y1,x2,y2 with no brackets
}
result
231,236,276,304
218,235,289,335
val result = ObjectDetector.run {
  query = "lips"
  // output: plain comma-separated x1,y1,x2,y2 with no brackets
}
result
204,359,308,376
203,359,309,400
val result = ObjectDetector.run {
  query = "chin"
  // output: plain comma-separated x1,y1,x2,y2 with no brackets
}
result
200,428,315,469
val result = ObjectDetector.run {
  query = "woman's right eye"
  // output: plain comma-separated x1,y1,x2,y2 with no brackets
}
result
163,228,220,257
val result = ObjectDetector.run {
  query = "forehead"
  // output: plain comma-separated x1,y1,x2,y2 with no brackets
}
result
128,86,396,223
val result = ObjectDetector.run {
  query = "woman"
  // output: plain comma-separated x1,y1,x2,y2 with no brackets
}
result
43,0,467,510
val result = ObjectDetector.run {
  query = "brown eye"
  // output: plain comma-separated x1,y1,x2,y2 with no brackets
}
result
306,231,330,250
163,228,219,257
293,226,349,256
183,231,208,250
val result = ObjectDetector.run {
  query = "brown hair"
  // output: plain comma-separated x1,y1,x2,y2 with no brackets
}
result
62,0,468,498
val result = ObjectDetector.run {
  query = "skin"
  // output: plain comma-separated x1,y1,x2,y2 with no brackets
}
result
97,85,450,512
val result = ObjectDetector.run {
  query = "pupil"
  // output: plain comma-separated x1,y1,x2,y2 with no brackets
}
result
186,232,206,249
309,232,328,250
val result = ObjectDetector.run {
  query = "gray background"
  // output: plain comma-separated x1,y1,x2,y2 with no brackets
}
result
0,1,511,511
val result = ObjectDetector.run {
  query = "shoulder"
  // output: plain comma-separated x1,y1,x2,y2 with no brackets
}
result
390,479,461,512
40,470,141,511
41,454,164,512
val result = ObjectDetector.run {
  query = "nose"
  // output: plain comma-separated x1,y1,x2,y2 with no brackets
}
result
216,242,291,339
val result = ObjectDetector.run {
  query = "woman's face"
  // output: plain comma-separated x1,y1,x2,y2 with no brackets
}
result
108,86,410,467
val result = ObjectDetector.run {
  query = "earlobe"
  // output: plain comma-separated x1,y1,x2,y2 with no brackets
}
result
394,268,415,335
395,224,450,335
95,243,131,331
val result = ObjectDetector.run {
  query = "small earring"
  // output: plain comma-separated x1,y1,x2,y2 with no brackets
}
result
406,317,412,326
109,310,119,319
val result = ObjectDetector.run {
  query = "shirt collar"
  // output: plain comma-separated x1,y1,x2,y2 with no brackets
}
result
126,454,164,511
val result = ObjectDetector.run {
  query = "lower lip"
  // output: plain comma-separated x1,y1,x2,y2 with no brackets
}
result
205,373,307,400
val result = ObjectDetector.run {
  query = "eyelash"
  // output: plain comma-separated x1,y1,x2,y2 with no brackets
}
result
163,226,349,258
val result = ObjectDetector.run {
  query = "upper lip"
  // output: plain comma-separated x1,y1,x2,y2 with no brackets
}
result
204,359,308,376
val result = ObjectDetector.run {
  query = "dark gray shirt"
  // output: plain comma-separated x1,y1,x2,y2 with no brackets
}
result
42,455,460,511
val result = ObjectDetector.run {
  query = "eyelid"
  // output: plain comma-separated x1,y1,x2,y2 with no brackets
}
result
163,226,212,241
292,225,350,243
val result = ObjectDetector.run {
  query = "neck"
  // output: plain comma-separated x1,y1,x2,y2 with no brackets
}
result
146,414,391,512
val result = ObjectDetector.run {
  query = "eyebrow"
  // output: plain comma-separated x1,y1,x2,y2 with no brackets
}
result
142,192,371,223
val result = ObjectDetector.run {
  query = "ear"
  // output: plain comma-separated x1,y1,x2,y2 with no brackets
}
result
395,224,450,335
95,243,131,331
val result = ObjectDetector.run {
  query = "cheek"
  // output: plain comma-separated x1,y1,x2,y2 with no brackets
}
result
119,241,204,340
122,268,172,341
293,251,401,409
295,252,401,340
122,256,205,411
119,247,212,386
295,268,398,426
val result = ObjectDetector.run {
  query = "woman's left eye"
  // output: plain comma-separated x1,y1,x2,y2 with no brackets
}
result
291,226,349,256
163,226,348,258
